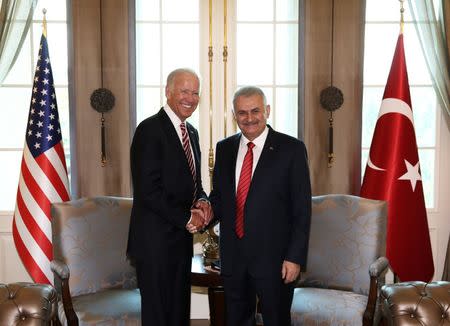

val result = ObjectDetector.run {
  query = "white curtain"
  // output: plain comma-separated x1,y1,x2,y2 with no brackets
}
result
407,0,450,116
0,0,37,83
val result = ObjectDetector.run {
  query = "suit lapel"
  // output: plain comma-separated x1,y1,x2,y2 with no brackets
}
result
247,127,277,196
229,134,241,194
157,109,191,172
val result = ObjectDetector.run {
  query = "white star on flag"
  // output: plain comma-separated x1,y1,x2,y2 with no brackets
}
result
398,159,421,191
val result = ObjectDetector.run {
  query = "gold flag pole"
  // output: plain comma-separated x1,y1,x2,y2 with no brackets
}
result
42,9,47,36
399,0,405,33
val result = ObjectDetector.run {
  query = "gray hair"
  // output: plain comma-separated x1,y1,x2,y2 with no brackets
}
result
166,68,200,91
232,86,267,110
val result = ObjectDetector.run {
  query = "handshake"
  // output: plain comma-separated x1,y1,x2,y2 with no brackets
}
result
186,200,214,234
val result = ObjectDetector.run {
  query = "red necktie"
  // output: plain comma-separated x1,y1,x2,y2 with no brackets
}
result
235,142,255,238
180,122,197,198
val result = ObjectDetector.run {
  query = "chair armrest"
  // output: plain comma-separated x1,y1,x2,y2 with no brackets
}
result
363,257,389,326
51,260,79,326
369,257,389,277
51,260,70,280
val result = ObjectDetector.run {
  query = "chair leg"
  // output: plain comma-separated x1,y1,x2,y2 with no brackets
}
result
377,316,387,326
52,315,62,326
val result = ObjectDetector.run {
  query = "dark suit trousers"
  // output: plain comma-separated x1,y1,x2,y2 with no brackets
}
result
222,239,294,326
136,255,192,326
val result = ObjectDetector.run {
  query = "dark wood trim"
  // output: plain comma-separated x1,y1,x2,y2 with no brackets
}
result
57,276,79,326
362,275,378,326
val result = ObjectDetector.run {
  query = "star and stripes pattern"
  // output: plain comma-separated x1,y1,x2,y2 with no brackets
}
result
12,33,70,285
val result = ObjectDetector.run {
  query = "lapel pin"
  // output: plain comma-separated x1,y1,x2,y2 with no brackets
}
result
270,146,274,150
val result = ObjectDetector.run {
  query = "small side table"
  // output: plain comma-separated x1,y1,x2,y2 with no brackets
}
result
191,254,225,326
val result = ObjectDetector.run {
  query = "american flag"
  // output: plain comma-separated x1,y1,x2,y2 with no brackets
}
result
12,33,70,285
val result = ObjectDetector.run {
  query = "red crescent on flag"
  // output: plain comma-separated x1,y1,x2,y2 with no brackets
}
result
367,98,414,171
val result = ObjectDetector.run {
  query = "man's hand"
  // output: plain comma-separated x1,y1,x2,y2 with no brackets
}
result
186,208,206,233
194,200,214,225
281,260,301,284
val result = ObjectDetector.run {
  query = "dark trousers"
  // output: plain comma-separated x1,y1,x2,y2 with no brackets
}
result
136,255,192,326
222,243,294,326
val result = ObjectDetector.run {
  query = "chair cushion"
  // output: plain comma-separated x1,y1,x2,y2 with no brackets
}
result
291,287,368,325
52,197,137,297
298,195,387,295
58,288,141,326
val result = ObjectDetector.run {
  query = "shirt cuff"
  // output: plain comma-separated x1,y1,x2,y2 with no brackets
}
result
197,198,210,205
186,213,193,227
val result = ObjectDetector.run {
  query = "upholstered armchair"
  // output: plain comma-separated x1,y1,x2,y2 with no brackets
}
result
50,196,140,326
291,194,388,326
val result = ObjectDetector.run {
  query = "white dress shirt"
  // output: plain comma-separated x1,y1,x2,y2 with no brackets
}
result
163,104,196,168
235,126,269,192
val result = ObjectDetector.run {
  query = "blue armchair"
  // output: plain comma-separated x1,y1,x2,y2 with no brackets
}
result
291,194,388,326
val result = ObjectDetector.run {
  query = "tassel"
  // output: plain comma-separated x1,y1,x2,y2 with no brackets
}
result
101,113,106,167
328,112,334,168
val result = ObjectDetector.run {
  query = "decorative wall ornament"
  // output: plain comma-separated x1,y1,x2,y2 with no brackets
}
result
320,86,343,167
89,0,115,167
90,88,115,166
320,0,344,168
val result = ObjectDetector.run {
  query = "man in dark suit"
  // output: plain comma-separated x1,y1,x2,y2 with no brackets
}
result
210,86,312,326
127,68,212,326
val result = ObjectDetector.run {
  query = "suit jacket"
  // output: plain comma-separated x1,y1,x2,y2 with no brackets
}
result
210,126,311,277
127,108,207,262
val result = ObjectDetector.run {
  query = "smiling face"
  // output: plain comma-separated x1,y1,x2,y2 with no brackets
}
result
165,72,200,121
233,93,270,141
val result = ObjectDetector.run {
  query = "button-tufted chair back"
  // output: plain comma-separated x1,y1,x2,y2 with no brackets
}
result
0,282,58,325
381,281,450,325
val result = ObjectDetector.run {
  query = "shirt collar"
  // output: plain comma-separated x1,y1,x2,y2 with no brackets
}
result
164,104,184,128
240,126,269,149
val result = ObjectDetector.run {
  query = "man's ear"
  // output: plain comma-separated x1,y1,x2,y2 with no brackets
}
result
266,105,271,118
165,85,170,99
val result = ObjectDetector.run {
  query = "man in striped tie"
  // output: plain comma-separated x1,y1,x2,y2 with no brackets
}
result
127,68,213,326
210,86,312,326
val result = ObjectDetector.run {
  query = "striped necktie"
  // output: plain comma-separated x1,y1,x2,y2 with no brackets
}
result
235,142,255,238
180,122,197,198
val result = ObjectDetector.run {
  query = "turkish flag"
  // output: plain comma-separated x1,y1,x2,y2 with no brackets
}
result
360,33,434,282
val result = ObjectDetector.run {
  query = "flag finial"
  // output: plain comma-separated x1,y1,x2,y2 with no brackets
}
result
399,0,405,34
42,9,47,37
